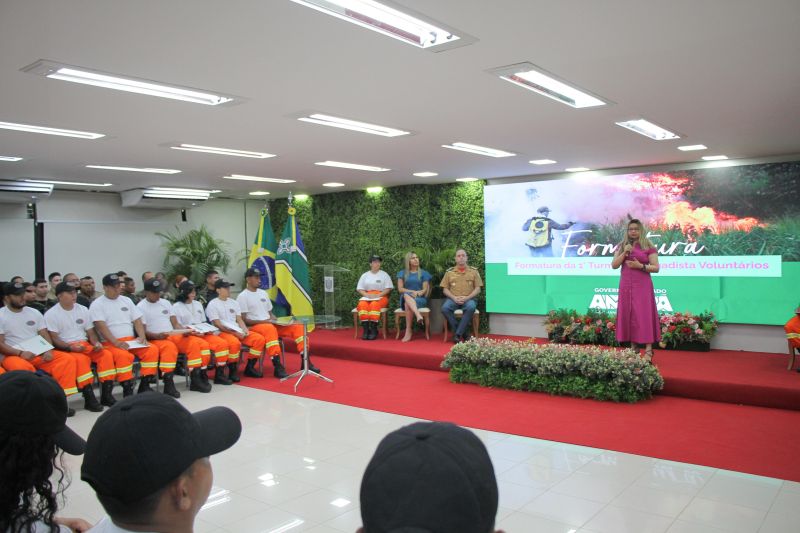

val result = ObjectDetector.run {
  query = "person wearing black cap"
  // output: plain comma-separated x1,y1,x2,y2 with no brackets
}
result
81,393,242,533
358,421,503,533
136,278,210,395
205,279,266,380
172,280,233,385
46,281,120,408
0,371,93,532
90,273,158,397
0,281,81,410
356,255,394,340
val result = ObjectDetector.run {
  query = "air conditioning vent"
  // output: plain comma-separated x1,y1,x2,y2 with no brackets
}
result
0,180,53,203
120,188,209,209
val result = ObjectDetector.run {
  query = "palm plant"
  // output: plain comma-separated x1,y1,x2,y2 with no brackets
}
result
155,225,232,285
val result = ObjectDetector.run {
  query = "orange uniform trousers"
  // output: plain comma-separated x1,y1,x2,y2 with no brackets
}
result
202,334,229,366
1,350,78,395
69,341,116,387
785,316,800,349
357,291,389,322
217,331,265,363
275,324,308,354
101,337,156,381
162,334,211,369
249,324,282,357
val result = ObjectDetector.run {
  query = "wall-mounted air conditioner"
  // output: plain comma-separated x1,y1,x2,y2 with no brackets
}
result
0,180,53,203
120,188,210,209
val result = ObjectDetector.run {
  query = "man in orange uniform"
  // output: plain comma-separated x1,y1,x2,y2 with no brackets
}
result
0,281,80,416
137,278,211,395
785,306,800,372
205,279,266,381
46,281,117,408
90,273,158,397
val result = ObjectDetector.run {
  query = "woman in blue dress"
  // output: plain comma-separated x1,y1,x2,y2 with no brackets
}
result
397,251,432,342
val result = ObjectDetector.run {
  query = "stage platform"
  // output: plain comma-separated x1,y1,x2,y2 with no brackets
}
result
289,327,800,411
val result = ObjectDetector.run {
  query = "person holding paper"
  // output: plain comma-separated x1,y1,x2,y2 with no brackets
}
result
0,281,80,415
90,273,158,398
136,278,209,395
173,280,232,385
46,281,120,408
205,279,266,381
611,218,661,358
357,255,394,340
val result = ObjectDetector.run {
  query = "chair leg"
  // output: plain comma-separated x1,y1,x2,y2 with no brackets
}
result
790,342,797,370
443,319,448,342
381,311,388,339
353,312,358,339
395,313,401,340
472,313,480,339
423,312,430,340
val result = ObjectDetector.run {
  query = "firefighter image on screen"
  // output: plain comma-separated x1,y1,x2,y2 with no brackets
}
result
523,206,575,256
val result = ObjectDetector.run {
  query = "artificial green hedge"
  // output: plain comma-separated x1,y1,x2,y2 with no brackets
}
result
267,182,487,329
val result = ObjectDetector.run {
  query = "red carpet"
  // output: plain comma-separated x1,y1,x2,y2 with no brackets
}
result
241,355,800,482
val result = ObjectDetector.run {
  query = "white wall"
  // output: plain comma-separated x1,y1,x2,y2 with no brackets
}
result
0,204,34,280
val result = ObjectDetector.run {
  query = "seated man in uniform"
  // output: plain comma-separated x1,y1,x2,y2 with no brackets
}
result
46,271,62,300
78,276,102,308
198,270,220,307
440,249,483,343
28,278,56,314
121,276,140,305
785,306,800,372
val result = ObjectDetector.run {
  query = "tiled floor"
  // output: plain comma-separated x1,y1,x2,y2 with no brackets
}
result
59,385,800,533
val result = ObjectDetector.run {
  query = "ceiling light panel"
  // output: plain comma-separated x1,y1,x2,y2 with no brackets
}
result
413,172,438,177
489,62,609,108
288,0,474,51
315,161,390,171
87,165,181,174
222,174,296,183
22,179,112,187
0,121,105,139
442,142,516,158
0,156,23,161
678,144,708,151
22,60,238,106
615,119,680,140
702,155,728,161
530,159,556,165
323,182,345,187
249,191,270,196
170,144,275,158
566,167,590,172
456,177,479,182
298,113,410,137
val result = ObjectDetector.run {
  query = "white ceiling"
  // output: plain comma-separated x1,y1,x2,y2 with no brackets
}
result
1,0,799,199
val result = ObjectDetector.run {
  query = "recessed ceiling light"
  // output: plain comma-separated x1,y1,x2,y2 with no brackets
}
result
490,62,609,108
222,174,296,183
170,144,275,158
249,191,270,196
413,171,438,177
702,155,728,161
615,119,680,140
566,167,590,172
315,161,390,172
297,113,410,137
678,144,708,151
209,190,222,193
287,0,471,50
0,121,105,139
442,142,515,158
22,60,237,106
529,159,556,165
456,177,479,182
0,156,23,162
86,165,181,174
323,182,345,187
294,194,310,200
366,186,383,193
21,179,113,187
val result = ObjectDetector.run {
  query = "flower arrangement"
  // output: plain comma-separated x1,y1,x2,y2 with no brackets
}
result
442,338,664,403
658,311,718,349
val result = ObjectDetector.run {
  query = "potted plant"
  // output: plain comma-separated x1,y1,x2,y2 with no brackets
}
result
155,225,232,286
658,311,718,351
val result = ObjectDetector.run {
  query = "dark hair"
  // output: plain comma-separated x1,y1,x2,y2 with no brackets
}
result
0,432,67,533
47,272,61,282
205,270,219,279
141,272,153,282
97,485,166,526
80,276,93,282
33,278,47,286
116,271,127,277
175,290,193,304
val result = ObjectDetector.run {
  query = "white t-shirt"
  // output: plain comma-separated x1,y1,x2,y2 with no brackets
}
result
357,270,394,292
44,303,93,343
90,295,141,340
136,298,175,334
172,300,207,326
205,297,242,323
0,306,45,346
87,516,146,533
237,288,273,321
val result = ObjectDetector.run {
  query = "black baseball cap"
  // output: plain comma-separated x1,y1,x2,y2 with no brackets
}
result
0,371,86,455
3,281,26,296
143,278,165,293
360,421,498,533
55,281,78,295
101,273,121,287
81,393,242,504
178,280,196,294
369,254,382,263
244,267,262,278
214,279,234,289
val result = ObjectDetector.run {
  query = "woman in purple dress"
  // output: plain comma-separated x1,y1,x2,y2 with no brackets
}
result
612,219,661,357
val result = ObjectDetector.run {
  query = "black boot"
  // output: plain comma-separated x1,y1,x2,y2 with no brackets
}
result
162,373,180,398
137,375,153,394
227,362,240,383
367,321,378,340
201,368,211,385
214,366,232,385
271,356,288,379
244,357,264,378
301,357,321,374
82,385,103,412
121,379,134,397
190,368,212,393
361,321,370,340
100,380,117,407
67,408,76,417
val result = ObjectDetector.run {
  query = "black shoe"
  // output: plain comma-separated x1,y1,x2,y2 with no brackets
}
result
361,321,370,340
453,334,462,343
82,385,104,412
137,375,153,394
301,358,321,374
367,321,378,340
66,407,76,417
173,364,186,377
189,368,212,393
214,367,233,385
121,379,134,397
244,358,264,378
162,373,180,398
461,332,471,343
269,356,286,379
227,362,241,383
100,380,117,407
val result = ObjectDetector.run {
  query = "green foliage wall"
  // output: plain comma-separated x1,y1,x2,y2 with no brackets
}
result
267,181,487,329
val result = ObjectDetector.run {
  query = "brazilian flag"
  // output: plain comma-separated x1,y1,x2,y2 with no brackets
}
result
274,206,314,329
248,209,278,297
